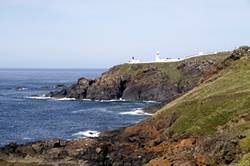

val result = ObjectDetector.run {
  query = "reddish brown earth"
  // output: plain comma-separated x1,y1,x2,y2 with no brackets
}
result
0,114,242,166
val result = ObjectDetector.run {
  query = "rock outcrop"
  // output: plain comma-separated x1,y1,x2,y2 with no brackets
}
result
48,52,230,102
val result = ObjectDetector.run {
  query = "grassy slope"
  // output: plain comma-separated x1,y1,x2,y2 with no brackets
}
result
156,55,250,135
109,52,230,82
153,54,250,164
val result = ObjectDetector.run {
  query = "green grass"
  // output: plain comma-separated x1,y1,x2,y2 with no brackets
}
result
156,55,250,136
185,51,231,62
154,62,181,81
150,51,250,165
240,130,250,151
238,153,250,166
108,62,182,82
108,52,231,83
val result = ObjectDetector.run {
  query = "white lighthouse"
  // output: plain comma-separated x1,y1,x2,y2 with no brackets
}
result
155,51,161,62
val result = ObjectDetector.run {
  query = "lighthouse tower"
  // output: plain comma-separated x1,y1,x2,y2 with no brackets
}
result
155,51,161,62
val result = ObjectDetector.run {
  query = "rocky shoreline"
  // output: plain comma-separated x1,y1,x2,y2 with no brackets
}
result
0,112,243,166
2,47,250,165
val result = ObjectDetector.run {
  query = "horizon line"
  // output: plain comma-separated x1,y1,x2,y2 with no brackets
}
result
0,67,107,70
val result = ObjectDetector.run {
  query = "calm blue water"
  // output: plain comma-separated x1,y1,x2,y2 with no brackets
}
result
0,69,154,146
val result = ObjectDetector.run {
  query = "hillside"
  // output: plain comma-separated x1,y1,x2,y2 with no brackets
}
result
157,48,250,137
48,52,230,102
143,46,250,165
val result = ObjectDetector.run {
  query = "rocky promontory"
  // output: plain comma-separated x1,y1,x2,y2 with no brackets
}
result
48,52,230,102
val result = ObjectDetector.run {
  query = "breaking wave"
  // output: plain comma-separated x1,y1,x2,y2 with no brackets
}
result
119,108,153,116
95,98,126,102
27,96,51,100
72,130,100,138
72,108,113,114
143,100,160,104
27,95,76,101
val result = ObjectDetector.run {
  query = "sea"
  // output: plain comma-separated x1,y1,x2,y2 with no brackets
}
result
0,69,156,147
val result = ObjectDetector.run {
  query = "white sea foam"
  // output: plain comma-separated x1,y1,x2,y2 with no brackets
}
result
16,87,28,91
27,96,158,104
72,130,100,138
119,108,153,116
72,108,112,114
95,98,126,102
143,100,160,104
23,137,33,140
57,98,76,101
27,96,77,101
81,99,92,101
27,96,51,100
71,109,86,114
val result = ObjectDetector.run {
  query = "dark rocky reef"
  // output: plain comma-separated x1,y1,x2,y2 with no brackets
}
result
48,52,230,102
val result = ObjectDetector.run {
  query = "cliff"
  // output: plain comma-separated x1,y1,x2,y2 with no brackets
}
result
48,52,230,102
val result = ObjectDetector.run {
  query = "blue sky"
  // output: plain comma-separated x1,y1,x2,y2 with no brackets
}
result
0,0,250,68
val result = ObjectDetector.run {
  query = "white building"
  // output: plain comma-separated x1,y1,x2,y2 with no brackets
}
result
155,51,181,62
128,51,182,64
199,52,204,56
129,57,140,64
155,51,161,62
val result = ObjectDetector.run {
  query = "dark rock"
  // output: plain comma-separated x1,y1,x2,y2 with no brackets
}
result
47,89,68,98
128,136,140,143
48,53,230,102
41,84,66,90
2,143,17,153
31,143,44,153
223,46,250,66
238,134,246,139
86,76,122,100
46,148,66,159
16,145,35,155
46,138,61,148
152,138,163,146
96,147,102,154
55,84,66,88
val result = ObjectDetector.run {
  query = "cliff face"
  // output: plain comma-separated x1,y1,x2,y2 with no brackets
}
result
48,52,230,102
